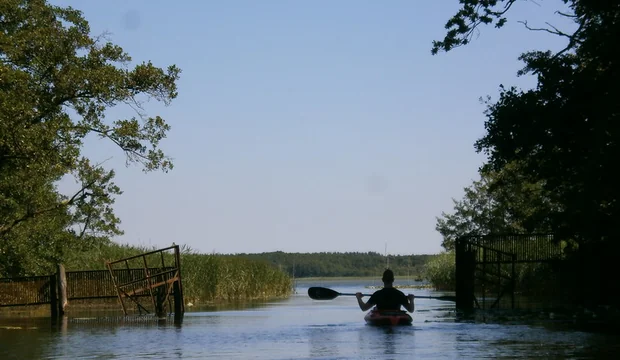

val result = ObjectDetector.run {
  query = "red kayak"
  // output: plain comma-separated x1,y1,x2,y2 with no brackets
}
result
364,308,413,326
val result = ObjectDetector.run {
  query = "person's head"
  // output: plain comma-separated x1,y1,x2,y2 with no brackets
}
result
382,269,394,284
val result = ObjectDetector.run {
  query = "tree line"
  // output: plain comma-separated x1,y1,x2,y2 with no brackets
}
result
225,251,434,279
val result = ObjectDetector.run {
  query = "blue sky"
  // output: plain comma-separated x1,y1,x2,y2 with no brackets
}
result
52,0,574,255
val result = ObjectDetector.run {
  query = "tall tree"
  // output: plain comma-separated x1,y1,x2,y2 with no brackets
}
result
436,174,505,251
0,0,180,275
436,161,553,251
432,1,619,244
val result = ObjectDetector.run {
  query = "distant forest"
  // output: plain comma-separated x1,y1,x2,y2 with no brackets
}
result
225,251,435,278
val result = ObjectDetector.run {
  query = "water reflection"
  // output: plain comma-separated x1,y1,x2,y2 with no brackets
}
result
357,325,416,359
379,328,397,356
0,319,51,360
187,300,275,313
307,325,341,358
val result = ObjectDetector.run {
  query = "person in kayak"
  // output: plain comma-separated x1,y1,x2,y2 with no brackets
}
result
355,269,415,312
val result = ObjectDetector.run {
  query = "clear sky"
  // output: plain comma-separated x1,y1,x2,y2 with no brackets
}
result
51,0,574,255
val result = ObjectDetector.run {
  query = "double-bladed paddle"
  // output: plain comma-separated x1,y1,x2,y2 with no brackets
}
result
307,286,457,302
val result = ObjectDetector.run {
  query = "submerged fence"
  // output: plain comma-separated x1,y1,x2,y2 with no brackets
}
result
0,268,172,314
0,275,54,307
65,268,174,300
0,245,184,319
456,234,576,311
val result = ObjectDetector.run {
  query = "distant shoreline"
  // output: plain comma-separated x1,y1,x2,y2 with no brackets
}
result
293,276,433,290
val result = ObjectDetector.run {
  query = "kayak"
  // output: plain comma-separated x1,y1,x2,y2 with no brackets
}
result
364,309,412,326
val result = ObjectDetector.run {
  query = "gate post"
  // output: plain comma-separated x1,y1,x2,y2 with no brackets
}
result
173,245,185,314
57,264,67,316
173,244,185,324
173,280,183,322
456,237,475,311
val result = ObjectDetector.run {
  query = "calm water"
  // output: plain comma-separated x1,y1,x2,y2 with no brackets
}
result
1,279,619,359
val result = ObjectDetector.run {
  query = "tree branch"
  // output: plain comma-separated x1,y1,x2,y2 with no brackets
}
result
518,18,586,59
555,11,578,19
75,125,151,163
495,0,518,17
0,180,97,237
518,20,573,38
452,0,516,52
78,210,92,239
29,91,96,125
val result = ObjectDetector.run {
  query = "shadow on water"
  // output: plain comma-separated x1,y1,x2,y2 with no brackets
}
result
0,298,277,334
0,313,187,360
1,314,183,332
452,307,620,335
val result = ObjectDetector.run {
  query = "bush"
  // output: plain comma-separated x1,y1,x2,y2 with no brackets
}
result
424,251,455,291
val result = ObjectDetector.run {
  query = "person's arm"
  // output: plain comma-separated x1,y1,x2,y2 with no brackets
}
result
356,292,374,311
404,294,415,313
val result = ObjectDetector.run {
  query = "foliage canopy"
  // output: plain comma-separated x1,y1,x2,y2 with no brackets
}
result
433,0,619,245
0,0,180,276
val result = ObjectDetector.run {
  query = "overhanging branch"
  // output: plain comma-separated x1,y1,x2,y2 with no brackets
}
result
518,20,573,38
518,17,586,59
0,180,97,238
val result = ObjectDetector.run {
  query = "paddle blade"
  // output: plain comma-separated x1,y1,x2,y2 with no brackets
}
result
308,287,340,300
414,295,458,302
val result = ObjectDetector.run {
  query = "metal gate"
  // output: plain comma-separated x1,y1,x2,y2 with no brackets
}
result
456,234,567,311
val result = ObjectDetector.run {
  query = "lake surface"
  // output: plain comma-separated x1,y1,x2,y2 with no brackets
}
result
1,279,619,359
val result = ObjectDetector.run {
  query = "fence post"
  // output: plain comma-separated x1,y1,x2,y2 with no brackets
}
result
173,244,185,323
173,245,185,314
57,264,67,316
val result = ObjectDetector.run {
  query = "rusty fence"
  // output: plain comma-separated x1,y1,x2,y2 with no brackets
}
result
66,268,175,300
0,275,54,307
455,234,574,311
0,245,184,320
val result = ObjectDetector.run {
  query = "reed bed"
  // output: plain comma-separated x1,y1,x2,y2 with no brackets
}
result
62,242,293,305
182,254,292,304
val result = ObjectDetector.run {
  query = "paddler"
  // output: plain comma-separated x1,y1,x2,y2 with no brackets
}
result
355,269,415,312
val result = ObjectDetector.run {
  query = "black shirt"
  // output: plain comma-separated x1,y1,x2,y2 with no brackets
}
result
366,287,408,311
